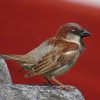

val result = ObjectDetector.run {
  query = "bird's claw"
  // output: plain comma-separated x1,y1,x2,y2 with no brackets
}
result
59,85,76,91
63,86,76,91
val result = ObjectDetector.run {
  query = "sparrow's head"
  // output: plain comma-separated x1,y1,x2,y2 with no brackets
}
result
57,23,91,39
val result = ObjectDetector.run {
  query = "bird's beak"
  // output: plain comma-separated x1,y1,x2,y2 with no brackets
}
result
81,30,91,37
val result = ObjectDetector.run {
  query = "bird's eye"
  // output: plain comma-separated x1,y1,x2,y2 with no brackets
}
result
71,29,80,33
71,29,75,32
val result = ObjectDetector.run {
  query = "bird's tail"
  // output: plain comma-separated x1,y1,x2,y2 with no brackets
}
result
0,54,22,61
0,54,29,72
0,54,36,72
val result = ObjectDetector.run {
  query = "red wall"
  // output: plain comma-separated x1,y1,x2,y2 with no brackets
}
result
0,0,100,100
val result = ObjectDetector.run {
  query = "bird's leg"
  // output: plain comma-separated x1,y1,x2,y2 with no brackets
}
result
44,76,53,85
51,76,75,91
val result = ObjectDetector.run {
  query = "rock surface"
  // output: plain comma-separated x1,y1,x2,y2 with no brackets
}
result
0,58,12,84
0,84,84,100
0,58,84,100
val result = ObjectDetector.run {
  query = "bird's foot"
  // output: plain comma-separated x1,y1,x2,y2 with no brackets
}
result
64,86,76,91
59,85,76,91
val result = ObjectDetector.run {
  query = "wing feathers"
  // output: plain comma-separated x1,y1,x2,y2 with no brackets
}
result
24,39,79,78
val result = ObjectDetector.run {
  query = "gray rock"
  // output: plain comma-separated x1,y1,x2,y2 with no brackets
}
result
0,84,84,100
0,58,12,84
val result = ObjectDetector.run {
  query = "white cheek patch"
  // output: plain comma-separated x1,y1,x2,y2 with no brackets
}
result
62,38,80,46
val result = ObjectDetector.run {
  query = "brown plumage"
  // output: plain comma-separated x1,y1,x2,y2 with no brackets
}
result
0,23,90,90
24,38,78,77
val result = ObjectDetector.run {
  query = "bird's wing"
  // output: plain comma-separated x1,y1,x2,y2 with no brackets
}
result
24,40,54,59
24,41,79,78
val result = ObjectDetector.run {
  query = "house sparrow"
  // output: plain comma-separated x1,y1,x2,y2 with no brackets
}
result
0,23,90,90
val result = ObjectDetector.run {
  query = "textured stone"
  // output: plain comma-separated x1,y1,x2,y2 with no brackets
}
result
0,58,12,84
0,84,84,100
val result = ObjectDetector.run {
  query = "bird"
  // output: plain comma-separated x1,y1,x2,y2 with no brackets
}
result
0,23,90,90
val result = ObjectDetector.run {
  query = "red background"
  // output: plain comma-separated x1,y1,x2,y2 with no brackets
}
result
0,0,100,100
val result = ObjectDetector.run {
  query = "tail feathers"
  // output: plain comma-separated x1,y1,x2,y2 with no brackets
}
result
0,54,23,61
0,54,14,59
